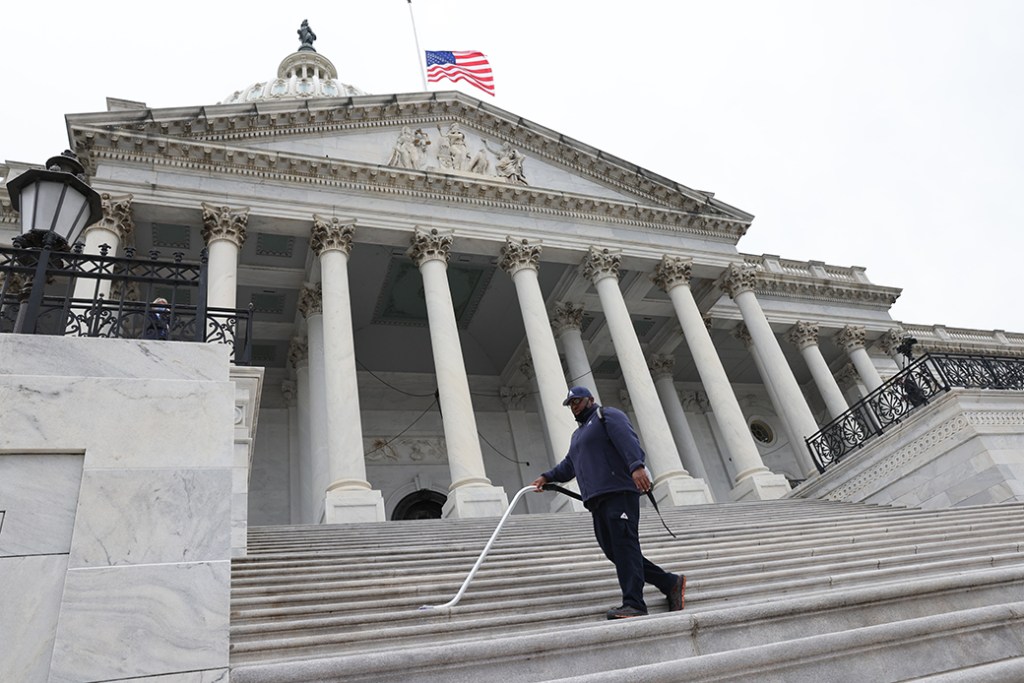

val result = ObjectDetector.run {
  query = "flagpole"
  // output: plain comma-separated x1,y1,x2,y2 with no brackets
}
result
407,0,429,90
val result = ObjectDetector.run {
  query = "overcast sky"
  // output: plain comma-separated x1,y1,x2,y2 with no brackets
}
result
3,1,1022,333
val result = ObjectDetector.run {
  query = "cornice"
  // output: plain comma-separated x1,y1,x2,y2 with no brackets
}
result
752,271,901,308
71,125,747,241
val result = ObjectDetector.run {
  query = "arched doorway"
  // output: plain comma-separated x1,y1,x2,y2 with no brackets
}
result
392,489,447,520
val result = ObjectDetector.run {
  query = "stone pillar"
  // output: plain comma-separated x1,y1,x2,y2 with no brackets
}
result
653,256,789,501
298,284,329,523
582,247,712,505
551,301,602,403
286,339,310,525
837,325,884,392
649,354,712,488
73,193,134,301
720,263,819,478
408,227,508,518
311,216,385,523
200,203,248,310
498,237,577,459
786,321,850,420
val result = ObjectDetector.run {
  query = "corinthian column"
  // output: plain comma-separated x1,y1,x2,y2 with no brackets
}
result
582,247,711,505
298,284,329,522
837,325,884,392
408,227,508,518
551,302,602,404
312,216,384,523
720,263,819,478
73,193,135,300
287,338,311,524
786,321,849,419
649,354,711,488
201,202,248,310
653,256,789,500
499,237,577,460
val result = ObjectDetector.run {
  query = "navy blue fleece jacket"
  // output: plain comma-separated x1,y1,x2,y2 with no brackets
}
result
541,403,646,503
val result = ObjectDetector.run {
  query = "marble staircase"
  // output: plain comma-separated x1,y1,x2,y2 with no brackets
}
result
229,498,1024,682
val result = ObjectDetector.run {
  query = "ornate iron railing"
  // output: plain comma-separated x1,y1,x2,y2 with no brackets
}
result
0,243,253,364
805,352,1024,472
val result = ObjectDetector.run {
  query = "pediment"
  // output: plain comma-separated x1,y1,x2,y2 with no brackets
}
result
242,122,641,204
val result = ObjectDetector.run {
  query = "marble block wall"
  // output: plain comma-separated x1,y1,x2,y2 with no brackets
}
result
0,335,240,682
792,389,1024,509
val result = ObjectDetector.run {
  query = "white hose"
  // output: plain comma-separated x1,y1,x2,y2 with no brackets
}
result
419,485,537,610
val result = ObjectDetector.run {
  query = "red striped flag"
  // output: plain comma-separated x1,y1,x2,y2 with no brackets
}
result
425,51,494,96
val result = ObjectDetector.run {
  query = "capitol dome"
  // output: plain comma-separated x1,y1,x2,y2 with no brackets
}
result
220,21,367,104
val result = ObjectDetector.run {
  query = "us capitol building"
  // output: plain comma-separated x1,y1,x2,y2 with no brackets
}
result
3,24,1023,683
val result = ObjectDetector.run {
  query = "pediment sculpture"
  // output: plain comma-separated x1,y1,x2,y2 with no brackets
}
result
386,123,528,185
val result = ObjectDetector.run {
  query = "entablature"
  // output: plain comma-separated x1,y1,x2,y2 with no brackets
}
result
70,126,748,243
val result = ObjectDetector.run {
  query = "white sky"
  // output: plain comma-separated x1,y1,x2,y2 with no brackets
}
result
3,1,1022,333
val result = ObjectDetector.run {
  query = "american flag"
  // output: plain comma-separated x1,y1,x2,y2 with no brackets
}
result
425,51,494,96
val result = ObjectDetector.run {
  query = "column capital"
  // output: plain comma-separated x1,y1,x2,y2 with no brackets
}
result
84,192,135,243
288,336,309,369
835,362,861,389
498,236,542,276
281,379,297,406
518,354,535,381
719,263,759,299
581,246,621,284
618,388,633,411
407,227,453,266
836,324,868,351
681,390,710,413
733,322,753,348
201,202,249,248
786,321,820,350
298,283,322,318
551,301,584,335
877,327,907,355
311,215,355,257
649,354,676,380
652,255,693,293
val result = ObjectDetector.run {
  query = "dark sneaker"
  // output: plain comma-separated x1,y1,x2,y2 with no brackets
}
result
668,574,686,612
606,605,648,620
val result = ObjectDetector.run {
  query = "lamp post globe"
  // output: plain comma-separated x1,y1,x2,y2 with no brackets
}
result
6,150,103,251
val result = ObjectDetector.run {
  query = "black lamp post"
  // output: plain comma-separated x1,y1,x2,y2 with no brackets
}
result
7,150,102,251
5,150,103,332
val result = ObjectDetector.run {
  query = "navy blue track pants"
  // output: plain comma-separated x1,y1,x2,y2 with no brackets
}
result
590,492,676,611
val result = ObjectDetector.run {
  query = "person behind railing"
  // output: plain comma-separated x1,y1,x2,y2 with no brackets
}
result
902,373,928,407
530,386,686,620
143,297,170,340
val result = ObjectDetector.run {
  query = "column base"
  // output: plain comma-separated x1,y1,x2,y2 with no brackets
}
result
323,488,386,524
652,475,715,506
730,471,791,502
442,485,509,519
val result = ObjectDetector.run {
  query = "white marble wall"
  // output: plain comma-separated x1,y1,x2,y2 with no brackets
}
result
792,389,1024,509
0,336,239,681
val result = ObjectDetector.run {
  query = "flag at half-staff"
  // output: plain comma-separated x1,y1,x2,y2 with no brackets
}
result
425,51,494,96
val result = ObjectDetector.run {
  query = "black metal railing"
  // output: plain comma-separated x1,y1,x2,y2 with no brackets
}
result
805,352,1024,472
0,242,253,364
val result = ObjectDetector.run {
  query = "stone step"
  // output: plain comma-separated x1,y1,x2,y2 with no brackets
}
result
229,580,1024,681
230,500,1024,679
241,502,1022,556
230,536,1023,617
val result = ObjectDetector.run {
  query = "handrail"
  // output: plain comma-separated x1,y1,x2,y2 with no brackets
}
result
419,485,538,611
805,352,1024,472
